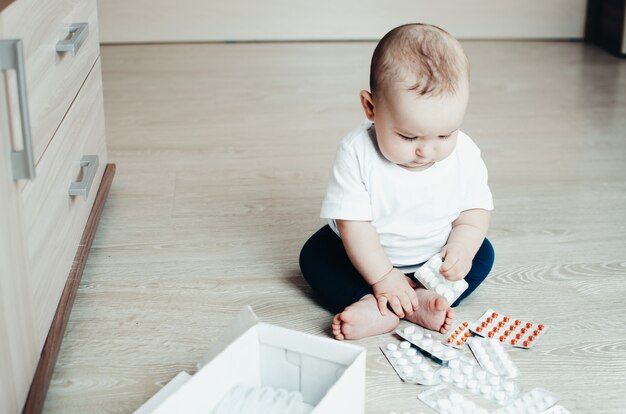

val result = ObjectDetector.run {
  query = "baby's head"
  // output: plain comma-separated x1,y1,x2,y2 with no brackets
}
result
360,23,470,170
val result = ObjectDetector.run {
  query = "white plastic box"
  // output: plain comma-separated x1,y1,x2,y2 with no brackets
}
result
137,306,366,414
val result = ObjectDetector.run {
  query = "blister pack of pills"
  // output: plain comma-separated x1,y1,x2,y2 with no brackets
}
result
381,341,441,385
492,388,559,414
467,337,519,378
470,309,547,348
437,356,520,405
414,254,468,304
396,326,460,363
418,384,493,414
445,321,473,349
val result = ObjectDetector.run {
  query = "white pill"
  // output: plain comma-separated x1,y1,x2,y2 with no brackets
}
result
448,359,460,369
433,343,444,352
475,370,487,381
435,284,446,295
429,278,440,288
422,338,433,347
489,375,500,386
449,407,463,414
425,333,433,338
444,349,457,359
453,280,465,292
439,367,451,378
467,379,479,390
462,365,473,375
410,356,422,364
422,271,434,283
423,371,434,380
402,366,414,374
449,392,464,404
397,358,408,366
454,374,465,384
419,363,430,372
431,256,443,269
400,341,411,349
504,381,515,393
462,400,476,411
437,398,452,410
480,385,492,395
403,326,415,335
404,348,417,356
391,351,402,358
386,343,398,351
444,291,454,303
411,332,423,341
495,390,506,403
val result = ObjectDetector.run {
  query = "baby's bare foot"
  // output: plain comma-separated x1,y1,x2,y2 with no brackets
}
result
405,288,454,334
331,294,400,340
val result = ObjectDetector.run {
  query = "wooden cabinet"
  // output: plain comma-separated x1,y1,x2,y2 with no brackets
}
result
0,0,112,411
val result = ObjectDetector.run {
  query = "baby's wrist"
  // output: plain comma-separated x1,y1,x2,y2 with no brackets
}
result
372,266,395,286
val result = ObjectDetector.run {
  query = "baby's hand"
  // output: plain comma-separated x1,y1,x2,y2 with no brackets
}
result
372,268,419,318
440,242,472,281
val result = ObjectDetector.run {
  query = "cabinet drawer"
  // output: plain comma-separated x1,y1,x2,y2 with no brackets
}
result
0,0,100,166
20,58,107,349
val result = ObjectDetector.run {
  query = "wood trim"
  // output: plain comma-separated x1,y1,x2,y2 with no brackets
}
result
22,164,116,414
0,0,15,13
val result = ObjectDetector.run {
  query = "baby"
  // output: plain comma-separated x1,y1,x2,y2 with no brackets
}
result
299,23,495,340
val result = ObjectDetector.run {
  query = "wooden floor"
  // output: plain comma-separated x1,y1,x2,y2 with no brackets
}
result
43,41,626,413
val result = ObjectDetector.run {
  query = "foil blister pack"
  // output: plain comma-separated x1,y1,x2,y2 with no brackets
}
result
470,309,547,348
396,326,460,363
381,341,440,385
414,254,468,304
467,337,519,378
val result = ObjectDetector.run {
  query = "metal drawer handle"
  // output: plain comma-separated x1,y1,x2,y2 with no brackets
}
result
69,155,99,199
56,23,89,56
0,39,36,180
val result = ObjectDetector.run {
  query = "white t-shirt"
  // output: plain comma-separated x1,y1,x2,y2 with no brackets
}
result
320,120,494,271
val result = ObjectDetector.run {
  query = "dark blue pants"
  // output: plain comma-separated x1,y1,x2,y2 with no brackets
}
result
299,225,495,314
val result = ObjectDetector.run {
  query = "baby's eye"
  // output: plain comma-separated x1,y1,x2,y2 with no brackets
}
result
438,134,451,139
398,133,417,141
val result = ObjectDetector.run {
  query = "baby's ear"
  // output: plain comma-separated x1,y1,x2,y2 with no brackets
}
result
359,90,375,121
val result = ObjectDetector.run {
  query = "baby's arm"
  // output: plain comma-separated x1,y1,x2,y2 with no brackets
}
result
336,220,419,318
440,209,491,280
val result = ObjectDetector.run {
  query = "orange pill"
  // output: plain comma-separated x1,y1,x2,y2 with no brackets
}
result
538,324,545,330
504,330,510,336
492,312,498,318
533,330,540,336
515,320,521,325
457,340,463,345
509,325,517,331
499,336,505,342
510,339,517,345
492,326,500,333
463,322,468,327
464,332,471,338
476,326,483,332
455,329,460,335
528,335,535,341
516,333,522,339
503,316,510,322
488,331,494,338
482,321,488,327
498,321,505,327
526,322,533,328
487,317,493,323
521,328,528,334
447,337,453,343
523,340,529,347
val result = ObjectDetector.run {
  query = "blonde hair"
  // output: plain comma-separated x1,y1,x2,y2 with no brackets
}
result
370,23,469,97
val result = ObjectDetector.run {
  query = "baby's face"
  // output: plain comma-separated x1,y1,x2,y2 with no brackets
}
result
365,81,469,171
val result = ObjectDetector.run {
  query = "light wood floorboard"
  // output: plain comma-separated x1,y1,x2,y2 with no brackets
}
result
43,41,626,413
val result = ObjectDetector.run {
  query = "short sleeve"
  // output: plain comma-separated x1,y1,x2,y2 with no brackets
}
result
460,144,494,212
320,141,373,220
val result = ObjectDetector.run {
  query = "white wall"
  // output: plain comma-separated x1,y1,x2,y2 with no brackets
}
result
98,0,588,44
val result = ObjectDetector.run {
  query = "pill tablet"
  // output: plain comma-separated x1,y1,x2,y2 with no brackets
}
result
403,326,415,335
437,398,452,410
404,348,417,357
391,351,402,358
386,343,398,351
397,358,408,366
400,341,411,349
